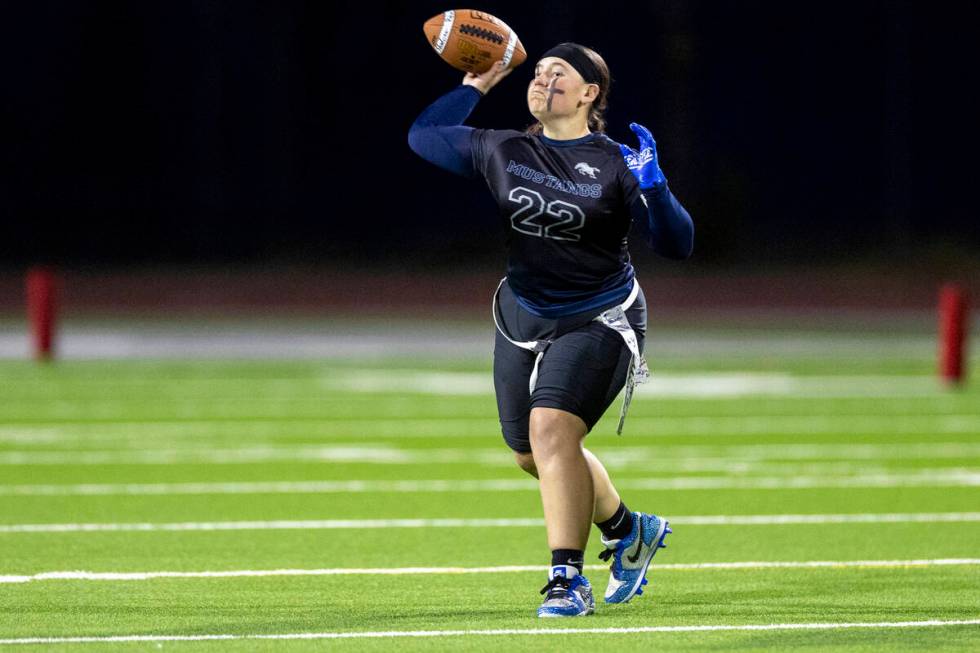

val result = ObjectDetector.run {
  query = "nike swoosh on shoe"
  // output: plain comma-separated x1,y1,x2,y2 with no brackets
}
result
626,520,644,563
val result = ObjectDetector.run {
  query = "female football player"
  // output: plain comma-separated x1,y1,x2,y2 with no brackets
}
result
408,43,694,618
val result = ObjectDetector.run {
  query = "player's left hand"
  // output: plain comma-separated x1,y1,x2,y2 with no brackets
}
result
620,122,666,190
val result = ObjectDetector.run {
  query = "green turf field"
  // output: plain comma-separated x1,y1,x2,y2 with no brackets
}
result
1,326,978,651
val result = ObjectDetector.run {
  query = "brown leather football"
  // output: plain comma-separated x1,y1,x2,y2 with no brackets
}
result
423,9,526,74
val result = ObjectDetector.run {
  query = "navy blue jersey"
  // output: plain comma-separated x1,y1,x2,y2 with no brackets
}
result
472,129,645,315
408,85,693,318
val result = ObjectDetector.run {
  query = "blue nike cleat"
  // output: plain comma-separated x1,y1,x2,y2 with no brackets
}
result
537,573,595,617
599,512,671,603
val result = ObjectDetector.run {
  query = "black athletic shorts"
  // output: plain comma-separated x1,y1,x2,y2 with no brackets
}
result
492,280,647,454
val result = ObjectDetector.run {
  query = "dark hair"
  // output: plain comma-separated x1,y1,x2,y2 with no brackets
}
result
527,44,611,135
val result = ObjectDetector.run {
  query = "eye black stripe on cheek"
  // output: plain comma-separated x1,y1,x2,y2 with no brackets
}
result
546,77,565,112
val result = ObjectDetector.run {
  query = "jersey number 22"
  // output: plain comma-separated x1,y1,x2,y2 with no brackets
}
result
507,187,585,242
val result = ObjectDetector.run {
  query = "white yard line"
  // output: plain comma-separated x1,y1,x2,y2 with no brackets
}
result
2,559,978,585
616,472,980,489
323,371,947,398
1,619,978,645
4,411,979,445
1,512,978,534
2,442,980,466
2,470,978,496
0,446,436,466
625,414,980,435
4,414,980,450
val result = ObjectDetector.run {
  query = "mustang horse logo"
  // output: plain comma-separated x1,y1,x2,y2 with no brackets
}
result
574,162,600,179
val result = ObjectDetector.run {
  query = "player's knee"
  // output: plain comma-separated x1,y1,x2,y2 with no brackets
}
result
514,451,538,477
529,407,585,461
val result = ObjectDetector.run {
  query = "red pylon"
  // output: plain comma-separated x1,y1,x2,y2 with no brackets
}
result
938,283,969,385
26,267,58,361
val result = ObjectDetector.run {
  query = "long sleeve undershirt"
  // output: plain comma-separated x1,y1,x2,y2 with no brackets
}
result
408,85,694,260
408,85,483,179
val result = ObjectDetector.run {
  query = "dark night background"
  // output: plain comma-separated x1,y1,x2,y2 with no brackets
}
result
2,0,978,270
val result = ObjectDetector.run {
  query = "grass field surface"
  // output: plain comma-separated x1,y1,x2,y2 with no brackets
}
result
0,322,978,650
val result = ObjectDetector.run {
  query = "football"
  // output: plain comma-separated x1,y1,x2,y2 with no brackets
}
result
423,9,526,74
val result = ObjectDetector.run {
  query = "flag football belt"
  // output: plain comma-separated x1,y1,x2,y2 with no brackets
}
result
492,278,649,434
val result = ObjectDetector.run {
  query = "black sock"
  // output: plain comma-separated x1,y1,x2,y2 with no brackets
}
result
597,502,633,541
550,549,584,575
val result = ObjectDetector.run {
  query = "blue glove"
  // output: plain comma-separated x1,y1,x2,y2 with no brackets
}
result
619,122,666,190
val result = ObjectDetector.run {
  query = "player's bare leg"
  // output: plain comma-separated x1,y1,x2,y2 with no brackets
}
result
583,448,622,522
515,447,621,524
520,410,670,607
529,407,592,551
528,406,596,617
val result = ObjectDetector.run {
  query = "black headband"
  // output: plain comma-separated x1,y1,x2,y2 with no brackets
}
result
540,43,602,85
